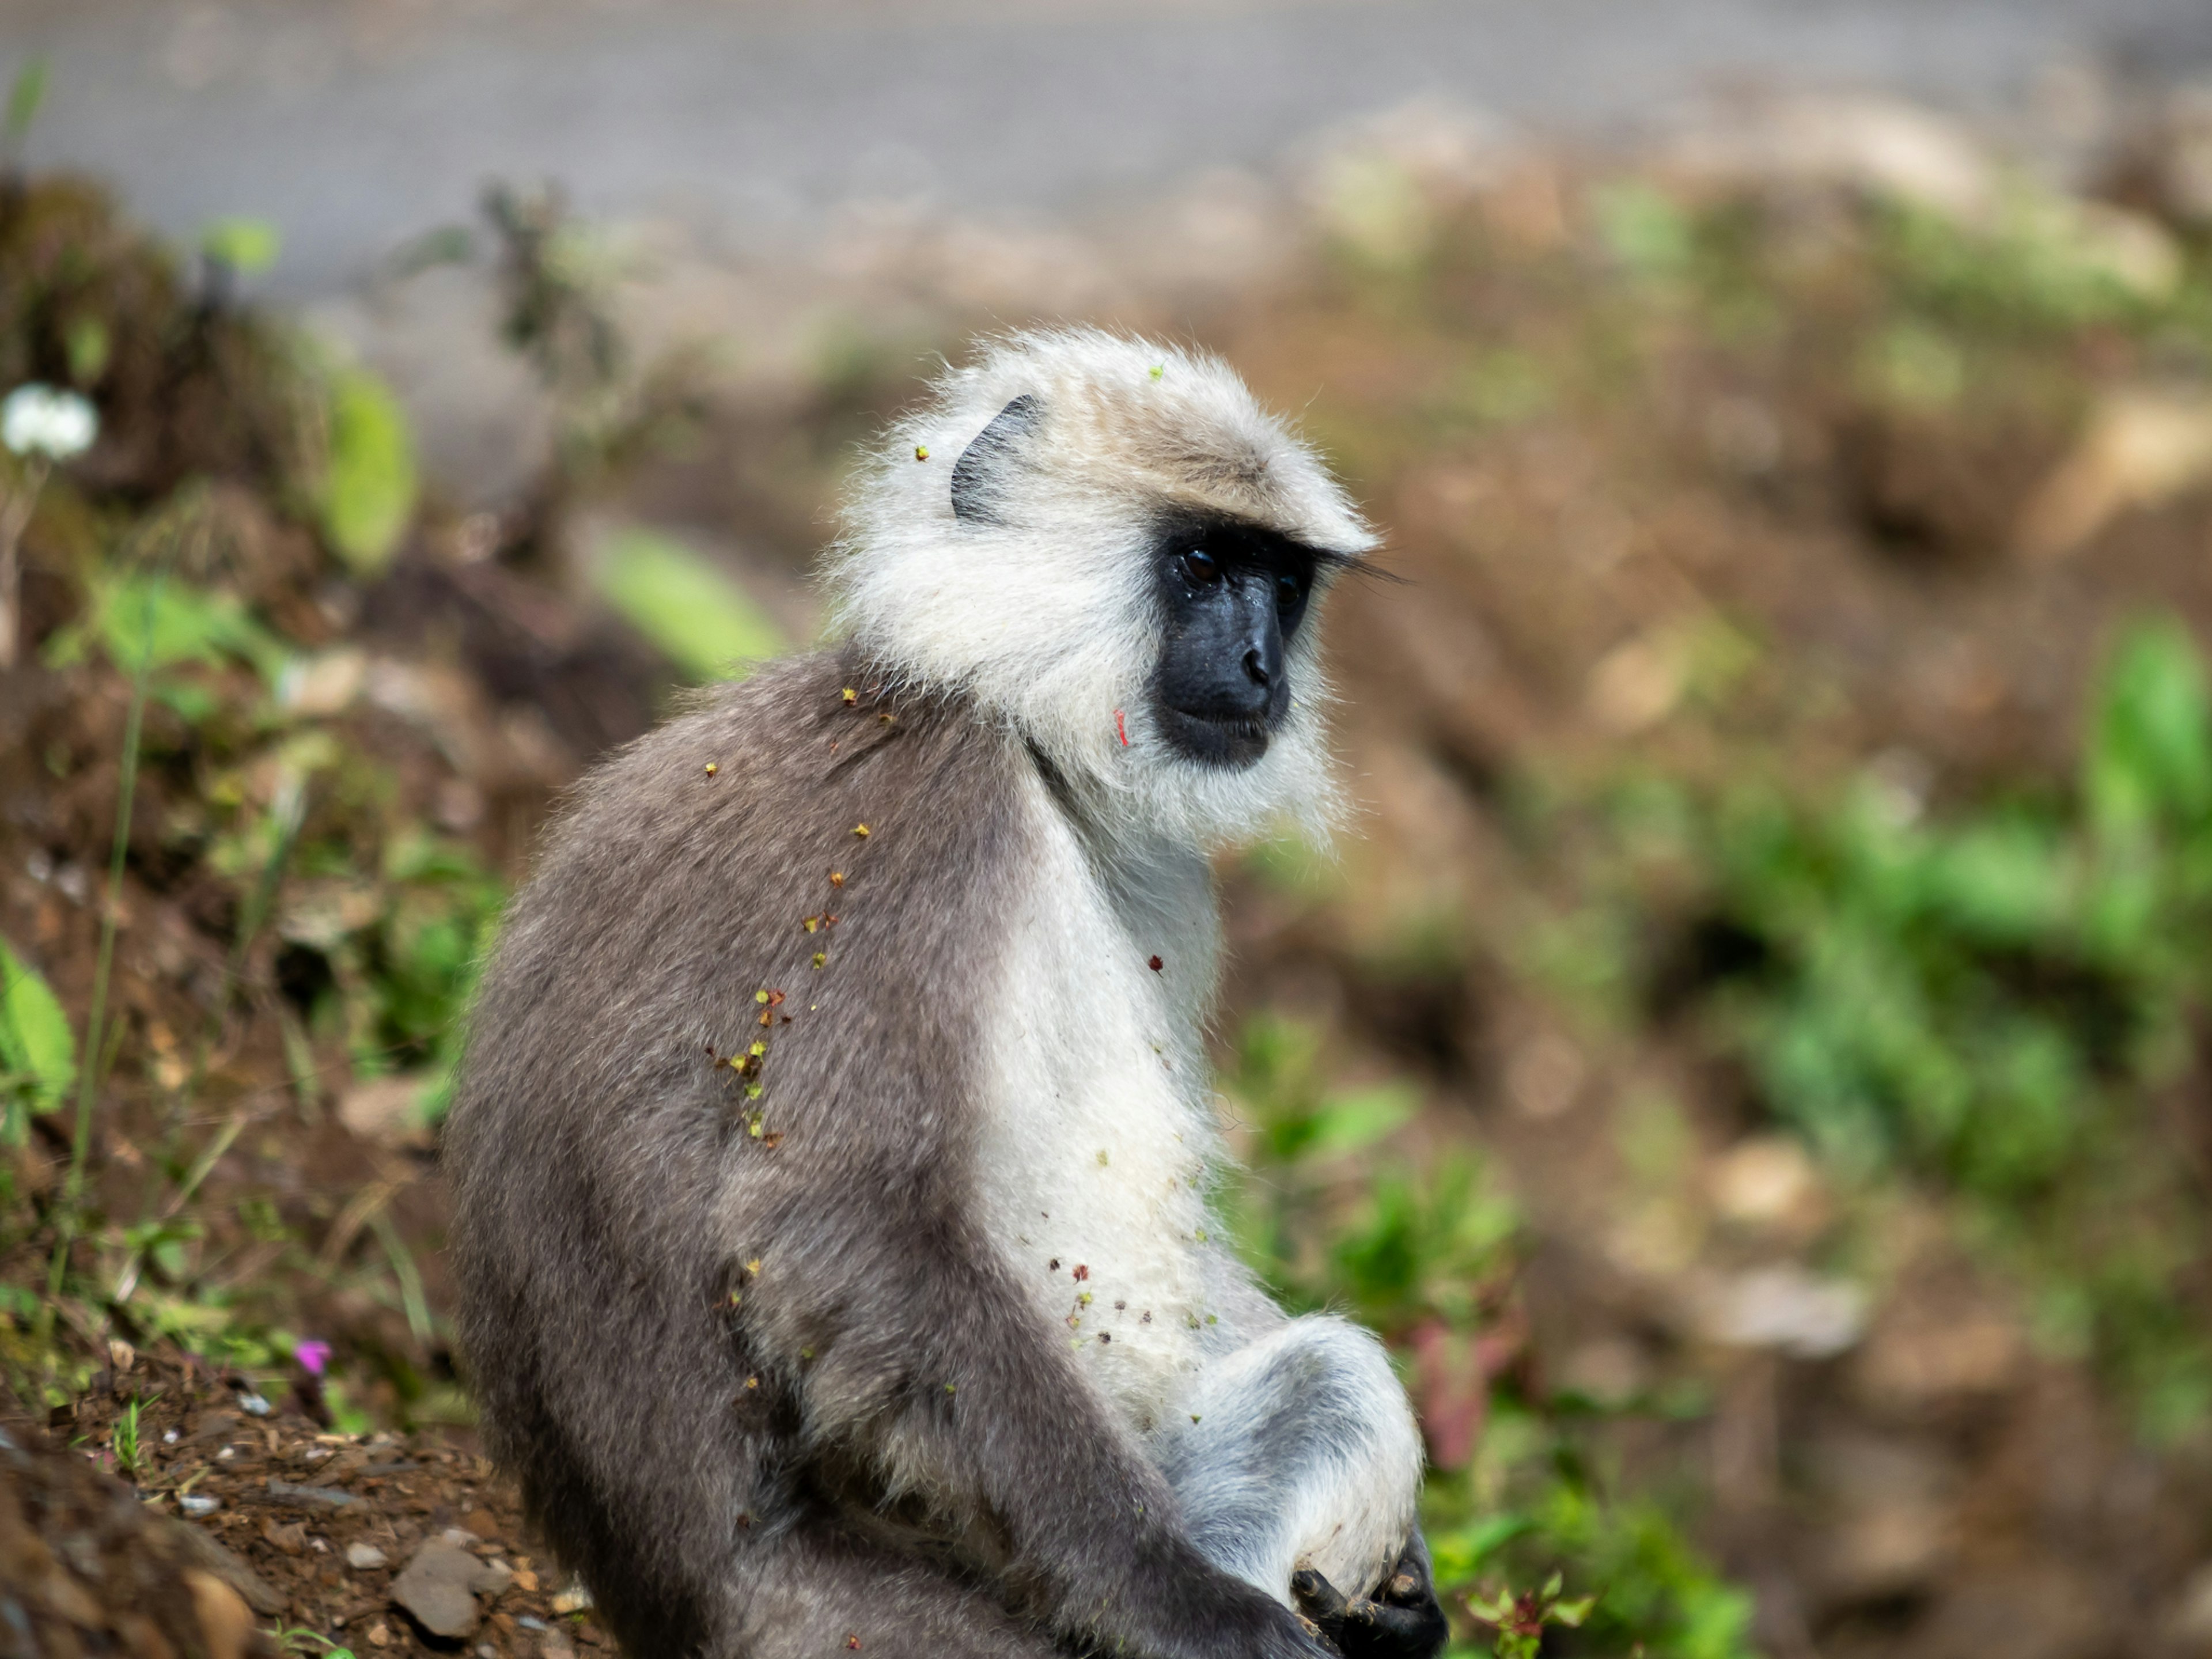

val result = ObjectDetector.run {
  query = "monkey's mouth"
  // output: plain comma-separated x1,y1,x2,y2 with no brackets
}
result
1156,704,1273,769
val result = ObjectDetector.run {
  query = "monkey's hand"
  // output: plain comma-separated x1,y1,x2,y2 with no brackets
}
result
1290,1541,1449,1659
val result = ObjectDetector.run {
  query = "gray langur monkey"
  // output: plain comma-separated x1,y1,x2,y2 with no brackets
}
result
446,329,1448,1659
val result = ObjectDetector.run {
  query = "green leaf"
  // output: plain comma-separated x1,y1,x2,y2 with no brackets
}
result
0,937,76,1116
595,528,783,681
199,216,283,278
319,368,418,577
2086,616,2212,832
5,59,47,143
60,574,290,684
1430,1514,1535,1581
1592,181,1695,283
1302,1083,1419,1159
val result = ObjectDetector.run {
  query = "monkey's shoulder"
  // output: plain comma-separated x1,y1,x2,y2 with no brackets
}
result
489,648,1031,1009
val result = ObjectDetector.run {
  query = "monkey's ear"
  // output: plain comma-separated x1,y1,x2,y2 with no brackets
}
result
950,394,1043,525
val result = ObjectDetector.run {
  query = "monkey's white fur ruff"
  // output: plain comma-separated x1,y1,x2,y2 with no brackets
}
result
828,328,1376,850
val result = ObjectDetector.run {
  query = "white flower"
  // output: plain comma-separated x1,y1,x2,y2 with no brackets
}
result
1,384,99,461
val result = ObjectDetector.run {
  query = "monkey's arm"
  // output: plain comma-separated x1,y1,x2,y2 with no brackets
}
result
745,1205,1326,1659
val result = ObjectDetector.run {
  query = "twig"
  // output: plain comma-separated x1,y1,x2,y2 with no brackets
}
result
0,454,48,671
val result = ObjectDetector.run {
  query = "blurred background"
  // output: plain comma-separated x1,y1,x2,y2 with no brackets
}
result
9,3,2212,1656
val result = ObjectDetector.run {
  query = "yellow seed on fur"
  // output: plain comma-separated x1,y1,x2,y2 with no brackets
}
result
842,687,858,705
915,445,930,461
800,1347,814,1361
755,990,770,1004
804,916,820,933
745,1376,759,1388
1191,1414,1201,1424
1150,365,1165,380
944,1382,956,1393
749,1041,766,1057
745,1258,763,1275
703,762,718,775
853,824,870,838
812,953,827,969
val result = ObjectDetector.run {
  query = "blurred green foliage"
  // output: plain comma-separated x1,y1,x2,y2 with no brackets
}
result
1586,617,2212,1438
199,217,282,281
0,940,74,1143
594,528,782,681
317,366,418,577
1224,1016,1760,1657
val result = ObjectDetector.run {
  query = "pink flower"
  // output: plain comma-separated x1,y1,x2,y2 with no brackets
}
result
294,1340,332,1377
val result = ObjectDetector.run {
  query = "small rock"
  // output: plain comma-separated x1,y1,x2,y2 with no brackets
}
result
366,1621,392,1648
2168,1563,2212,1650
1698,1264,1867,1359
1710,1137,1822,1232
392,1540,485,1640
469,1559,516,1597
179,1493,220,1518
550,1583,595,1616
462,1507,501,1541
346,1543,390,1571
260,1520,308,1556
236,1392,271,1417
517,1617,548,1633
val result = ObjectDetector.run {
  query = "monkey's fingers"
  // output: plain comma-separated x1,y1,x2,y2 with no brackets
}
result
1290,1568,1353,1654
1332,1594,1449,1659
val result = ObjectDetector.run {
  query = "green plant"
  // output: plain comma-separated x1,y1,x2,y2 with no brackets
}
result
593,528,782,681
1224,1014,1759,1656
110,1394,141,1477
267,1626,355,1659
315,366,417,578
1467,1573,1596,1659
0,938,74,1148
1603,615,2212,1437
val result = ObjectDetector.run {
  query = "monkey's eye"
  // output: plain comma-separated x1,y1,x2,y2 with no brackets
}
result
1274,571,1306,611
1179,548,1222,586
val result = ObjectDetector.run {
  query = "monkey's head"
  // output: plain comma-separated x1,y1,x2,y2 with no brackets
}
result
830,329,1373,846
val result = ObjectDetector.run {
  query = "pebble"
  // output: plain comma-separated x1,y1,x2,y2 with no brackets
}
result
236,1393,271,1417
391,1540,484,1639
346,1543,390,1571
179,1494,221,1517
549,1583,594,1616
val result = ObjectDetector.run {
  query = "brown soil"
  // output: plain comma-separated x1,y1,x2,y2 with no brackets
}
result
6,1351,607,1659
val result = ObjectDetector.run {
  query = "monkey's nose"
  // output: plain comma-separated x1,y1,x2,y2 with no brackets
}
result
1243,648,1271,687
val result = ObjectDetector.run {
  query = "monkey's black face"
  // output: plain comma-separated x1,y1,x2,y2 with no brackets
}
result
1149,520,1322,770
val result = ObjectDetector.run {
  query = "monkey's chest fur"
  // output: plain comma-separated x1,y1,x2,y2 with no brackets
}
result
974,771,1254,1433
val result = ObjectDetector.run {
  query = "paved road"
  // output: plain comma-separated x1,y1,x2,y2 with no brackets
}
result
10,0,2212,301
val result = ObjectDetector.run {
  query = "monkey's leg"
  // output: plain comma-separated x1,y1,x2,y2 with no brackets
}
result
1152,1316,1426,1607
728,1522,1062,1659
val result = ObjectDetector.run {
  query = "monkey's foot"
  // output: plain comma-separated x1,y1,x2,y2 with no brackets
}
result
1290,1552,1449,1659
